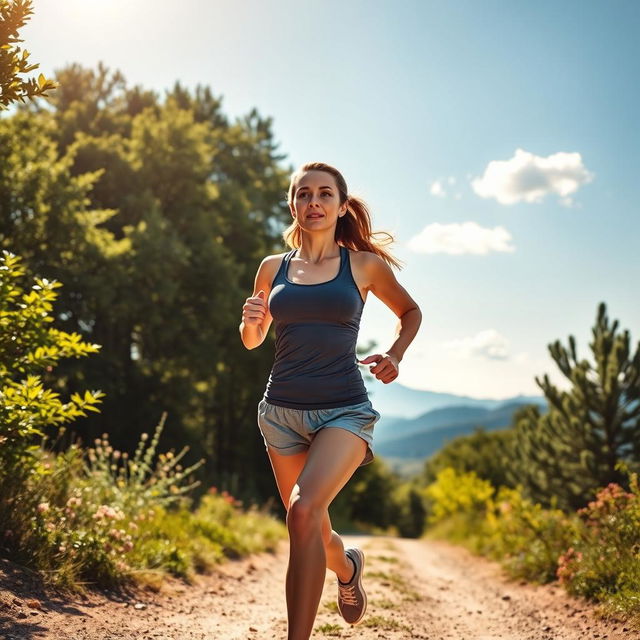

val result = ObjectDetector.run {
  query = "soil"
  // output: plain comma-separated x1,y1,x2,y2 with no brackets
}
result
1,534,638,639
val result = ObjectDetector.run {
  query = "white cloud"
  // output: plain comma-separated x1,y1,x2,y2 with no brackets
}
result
471,148,594,206
407,221,515,255
430,180,446,197
430,176,457,198
443,329,510,360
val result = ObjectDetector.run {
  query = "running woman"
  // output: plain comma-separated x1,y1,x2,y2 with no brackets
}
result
239,161,422,640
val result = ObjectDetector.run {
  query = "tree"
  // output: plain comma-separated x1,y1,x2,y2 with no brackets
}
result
508,303,640,511
0,0,57,110
3,63,292,504
421,426,516,490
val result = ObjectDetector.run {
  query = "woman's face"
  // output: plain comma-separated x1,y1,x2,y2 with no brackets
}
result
290,170,346,232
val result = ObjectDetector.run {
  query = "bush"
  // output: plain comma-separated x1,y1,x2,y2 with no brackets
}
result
0,250,103,473
482,485,579,582
557,470,640,608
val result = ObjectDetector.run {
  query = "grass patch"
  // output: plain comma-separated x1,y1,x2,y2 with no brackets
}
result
371,598,397,609
323,600,339,613
314,623,343,636
367,569,422,601
361,614,411,632
372,554,399,564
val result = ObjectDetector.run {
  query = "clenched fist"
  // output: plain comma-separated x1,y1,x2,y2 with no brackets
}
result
242,289,267,326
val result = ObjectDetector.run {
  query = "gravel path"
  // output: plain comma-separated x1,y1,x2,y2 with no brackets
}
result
1,535,637,639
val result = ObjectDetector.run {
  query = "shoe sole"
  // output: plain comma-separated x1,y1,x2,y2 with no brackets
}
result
348,548,367,626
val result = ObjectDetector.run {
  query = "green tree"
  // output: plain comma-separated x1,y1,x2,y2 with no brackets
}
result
4,63,292,503
508,302,640,511
331,458,401,530
421,427,516,489
0,0,57,110
391,482,427,538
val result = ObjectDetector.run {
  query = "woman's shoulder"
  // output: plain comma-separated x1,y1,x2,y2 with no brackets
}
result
258,251,289,277
347,248,384,268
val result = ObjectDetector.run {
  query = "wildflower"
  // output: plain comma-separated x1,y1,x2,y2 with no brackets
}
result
129,522,138,531
37,502,50,514
123,541,133,552
115,560,129,572
45,522,55,531
93,505,123,521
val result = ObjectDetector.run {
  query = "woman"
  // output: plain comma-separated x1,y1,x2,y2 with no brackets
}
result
239,161,422,640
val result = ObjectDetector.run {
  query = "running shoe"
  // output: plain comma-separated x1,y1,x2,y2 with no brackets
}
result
337,547,367,625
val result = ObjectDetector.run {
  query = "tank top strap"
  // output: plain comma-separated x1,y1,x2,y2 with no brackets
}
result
274,249,295,283
337,245,350,280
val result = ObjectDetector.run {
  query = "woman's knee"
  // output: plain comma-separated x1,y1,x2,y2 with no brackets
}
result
286,495,326,540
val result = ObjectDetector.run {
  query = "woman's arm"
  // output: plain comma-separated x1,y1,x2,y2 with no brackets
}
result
358,252,422,384
239,254,282,349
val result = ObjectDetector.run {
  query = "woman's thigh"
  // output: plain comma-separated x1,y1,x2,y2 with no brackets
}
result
266,446,308,510
266,446,336,544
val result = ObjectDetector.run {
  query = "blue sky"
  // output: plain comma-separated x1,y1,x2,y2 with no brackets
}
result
22,0,639,398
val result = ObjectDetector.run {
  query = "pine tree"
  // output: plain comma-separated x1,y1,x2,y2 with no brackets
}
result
508,302,640,511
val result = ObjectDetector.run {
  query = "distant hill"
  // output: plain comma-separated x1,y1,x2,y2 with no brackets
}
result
375,399,547,463
365,380,544,419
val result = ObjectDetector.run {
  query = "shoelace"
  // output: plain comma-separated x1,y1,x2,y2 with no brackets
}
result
338,582,359,606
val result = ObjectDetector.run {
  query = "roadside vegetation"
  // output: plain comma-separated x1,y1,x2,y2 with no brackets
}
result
416,303,640,627
0,251,285,594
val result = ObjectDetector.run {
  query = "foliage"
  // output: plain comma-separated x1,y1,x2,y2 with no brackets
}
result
3,63,292,505
482,485,579,582
556,464,640,610
508,303,640,511
0,0,57,110
421,426,516,489
330,458,401,531
0,251,104,470
78,411,205,514
390,483,427,538
423,467,494,526
1,425,285,592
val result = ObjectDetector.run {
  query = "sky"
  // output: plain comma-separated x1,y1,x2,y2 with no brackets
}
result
21,0,640,399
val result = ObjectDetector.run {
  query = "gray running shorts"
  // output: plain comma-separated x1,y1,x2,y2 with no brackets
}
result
256,398,380,466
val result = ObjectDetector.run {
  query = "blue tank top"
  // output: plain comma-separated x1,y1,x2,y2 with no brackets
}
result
263,245,369,409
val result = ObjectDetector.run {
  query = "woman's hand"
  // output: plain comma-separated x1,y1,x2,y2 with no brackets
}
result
358,353,399,384
242,290,267,326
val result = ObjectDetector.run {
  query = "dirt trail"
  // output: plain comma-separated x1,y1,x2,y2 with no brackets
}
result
1,535,638,639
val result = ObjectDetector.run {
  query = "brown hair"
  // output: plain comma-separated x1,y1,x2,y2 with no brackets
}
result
283,161,402,269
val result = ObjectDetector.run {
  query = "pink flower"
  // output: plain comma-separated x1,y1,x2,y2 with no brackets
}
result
37,502,50,514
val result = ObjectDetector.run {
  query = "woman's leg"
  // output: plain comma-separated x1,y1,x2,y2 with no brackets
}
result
265,447,355,583
283,428,367,640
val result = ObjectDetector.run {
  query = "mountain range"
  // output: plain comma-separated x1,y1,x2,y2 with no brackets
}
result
363,382,547,475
